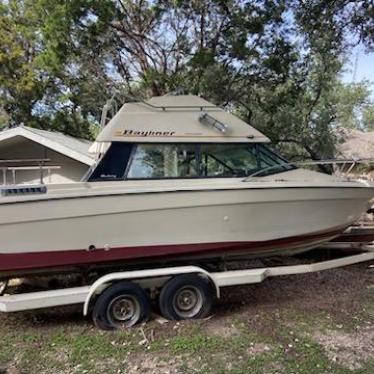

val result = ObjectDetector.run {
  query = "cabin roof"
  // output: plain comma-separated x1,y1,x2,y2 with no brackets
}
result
0,126,94,165
96,95,270,143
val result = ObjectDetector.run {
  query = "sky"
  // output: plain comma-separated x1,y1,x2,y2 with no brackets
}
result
341,45,374,87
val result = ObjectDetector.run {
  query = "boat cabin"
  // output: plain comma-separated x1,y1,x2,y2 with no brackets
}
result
87,95,294,181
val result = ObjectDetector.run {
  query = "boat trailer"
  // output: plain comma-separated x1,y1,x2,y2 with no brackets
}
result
0,235,373,330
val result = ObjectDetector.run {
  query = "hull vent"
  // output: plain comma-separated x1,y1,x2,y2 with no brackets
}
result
1,185,47,196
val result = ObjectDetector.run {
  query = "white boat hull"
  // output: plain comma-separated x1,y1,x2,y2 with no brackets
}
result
0,178,373,276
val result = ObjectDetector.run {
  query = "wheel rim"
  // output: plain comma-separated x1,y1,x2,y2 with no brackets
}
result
172,286,203,318
107,295,141,328
0,280,8,296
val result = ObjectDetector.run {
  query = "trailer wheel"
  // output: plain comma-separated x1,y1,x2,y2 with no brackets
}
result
92,282,151,330
159,274,213,321
0,280,8,296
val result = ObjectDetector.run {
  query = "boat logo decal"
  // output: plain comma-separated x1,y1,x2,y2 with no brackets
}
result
115,129,176,137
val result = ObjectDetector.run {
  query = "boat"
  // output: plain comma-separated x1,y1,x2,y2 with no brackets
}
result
0,95,373,278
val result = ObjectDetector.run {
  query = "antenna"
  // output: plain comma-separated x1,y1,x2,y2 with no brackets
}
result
99,93,119,128
352,49,359,83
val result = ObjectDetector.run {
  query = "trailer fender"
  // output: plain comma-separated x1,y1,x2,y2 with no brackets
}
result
83,266,220,316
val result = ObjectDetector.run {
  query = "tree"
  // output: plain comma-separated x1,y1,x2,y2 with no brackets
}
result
36,0,373,164
1,0,373,158
0,0,112,138
363,105,374,131
333,82,373,130
0,1,45,127
14,0,300,138
37,0,296,99
238,0,374,164
294,0,374,52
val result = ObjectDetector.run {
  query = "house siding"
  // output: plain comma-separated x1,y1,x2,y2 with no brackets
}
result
0,137,89,184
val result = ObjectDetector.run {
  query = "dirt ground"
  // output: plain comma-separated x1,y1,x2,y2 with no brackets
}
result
0,257,373,374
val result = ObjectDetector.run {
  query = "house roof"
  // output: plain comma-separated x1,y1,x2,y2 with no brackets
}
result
337,129,374,159
96,95,270,143
0,126,94,165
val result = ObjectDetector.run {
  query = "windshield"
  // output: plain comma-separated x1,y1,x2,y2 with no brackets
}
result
88,142,295,181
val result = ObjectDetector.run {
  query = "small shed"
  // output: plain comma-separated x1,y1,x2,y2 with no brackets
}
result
0,126,94,185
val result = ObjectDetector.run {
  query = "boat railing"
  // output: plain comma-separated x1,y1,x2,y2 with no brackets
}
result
137,100,217,112
99,92,219,128
0,159,61,185
243,158,374,181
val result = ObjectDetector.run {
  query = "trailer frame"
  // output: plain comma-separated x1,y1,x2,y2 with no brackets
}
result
0,243,372,322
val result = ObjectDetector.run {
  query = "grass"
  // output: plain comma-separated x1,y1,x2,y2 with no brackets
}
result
0,312,372,374
0,263,373,373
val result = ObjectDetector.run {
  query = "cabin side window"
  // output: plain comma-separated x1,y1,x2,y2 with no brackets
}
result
127,144,198,179
125,143,293,179
199,144,258,177
88,142,294,181
88,142,132,181
255,144,293,176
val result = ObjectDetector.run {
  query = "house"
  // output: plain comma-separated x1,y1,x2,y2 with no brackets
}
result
337,128,374,159
336,128,374,180
0,126,95,185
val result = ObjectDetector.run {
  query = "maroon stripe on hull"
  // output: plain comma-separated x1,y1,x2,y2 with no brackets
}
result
332,235,374,243
332,233,374,243
0,227,345,274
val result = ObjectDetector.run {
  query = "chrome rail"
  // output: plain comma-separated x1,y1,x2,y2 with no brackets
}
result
0,159,60,185
99,92,219,128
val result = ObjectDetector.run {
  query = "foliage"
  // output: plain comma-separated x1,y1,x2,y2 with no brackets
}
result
0,0,373,155
0,0,111,139
0,1,44,127
333,81,373,130
363,105,374,131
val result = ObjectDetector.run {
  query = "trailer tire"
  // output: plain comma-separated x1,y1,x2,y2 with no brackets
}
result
159,274,213,321
92,282,151,330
